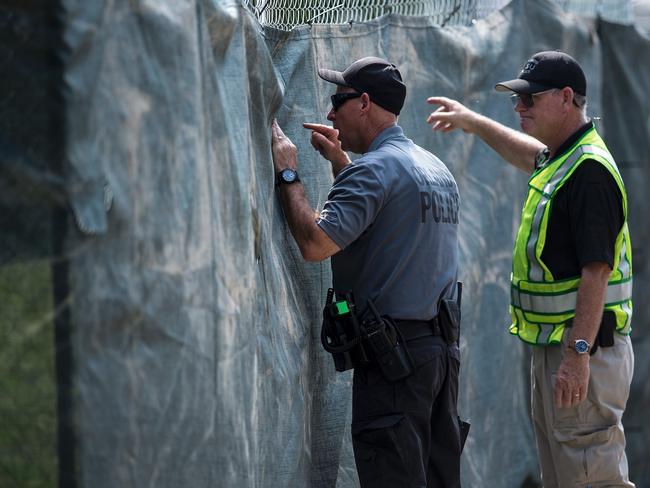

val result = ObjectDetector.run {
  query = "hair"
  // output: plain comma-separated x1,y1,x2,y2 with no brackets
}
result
553,88,587,119
573,92,587,115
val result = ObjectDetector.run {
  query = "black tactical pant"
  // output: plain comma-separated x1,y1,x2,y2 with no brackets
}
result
351,334,462,488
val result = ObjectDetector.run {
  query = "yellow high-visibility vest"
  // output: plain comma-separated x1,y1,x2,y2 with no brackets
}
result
510,127,633,345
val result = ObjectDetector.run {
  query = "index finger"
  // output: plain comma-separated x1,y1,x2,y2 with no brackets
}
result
427,96,449,106
303,122,335,135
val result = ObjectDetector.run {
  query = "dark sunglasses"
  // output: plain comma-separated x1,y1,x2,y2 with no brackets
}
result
510,89,556,108
331,92,362,111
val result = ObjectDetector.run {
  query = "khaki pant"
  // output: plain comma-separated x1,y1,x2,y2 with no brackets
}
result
531,331,635,488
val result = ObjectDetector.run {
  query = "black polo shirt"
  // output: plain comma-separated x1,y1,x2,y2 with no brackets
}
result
540,122,624,280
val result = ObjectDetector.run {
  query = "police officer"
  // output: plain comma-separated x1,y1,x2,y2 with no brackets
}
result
272,57,464,487
427,51,634,487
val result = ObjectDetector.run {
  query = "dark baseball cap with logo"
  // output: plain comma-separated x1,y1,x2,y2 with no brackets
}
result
495,50,587,96
318,56,406,115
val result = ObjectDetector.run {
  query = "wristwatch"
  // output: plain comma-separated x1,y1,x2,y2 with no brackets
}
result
570,339,591,355
276,168,300,185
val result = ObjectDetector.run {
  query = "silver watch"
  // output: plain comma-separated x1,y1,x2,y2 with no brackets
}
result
570,339,591,355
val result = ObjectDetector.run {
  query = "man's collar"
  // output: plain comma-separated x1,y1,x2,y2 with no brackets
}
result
367,125,404,153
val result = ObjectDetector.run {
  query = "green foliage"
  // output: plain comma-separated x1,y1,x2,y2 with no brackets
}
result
0,260,57,488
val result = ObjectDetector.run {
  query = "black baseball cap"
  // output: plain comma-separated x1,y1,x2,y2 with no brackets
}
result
495,50,586,96
318,56,406,115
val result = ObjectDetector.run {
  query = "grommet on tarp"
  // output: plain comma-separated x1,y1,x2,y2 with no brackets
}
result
70,181,113,236
103,183,113,212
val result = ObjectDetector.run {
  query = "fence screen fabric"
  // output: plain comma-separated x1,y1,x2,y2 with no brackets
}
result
1,0,650,487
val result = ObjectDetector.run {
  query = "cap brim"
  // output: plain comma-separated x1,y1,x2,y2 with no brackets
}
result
318,68,350,87
495,79,553,94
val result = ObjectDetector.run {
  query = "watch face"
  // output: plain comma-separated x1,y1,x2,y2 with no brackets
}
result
574,339,589,354
281,169,297,183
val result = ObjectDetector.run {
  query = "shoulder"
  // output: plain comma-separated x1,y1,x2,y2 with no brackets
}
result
329,157,389,202
337,146,403,182
570,159,621,194
335,156,383,182
562,159,623,218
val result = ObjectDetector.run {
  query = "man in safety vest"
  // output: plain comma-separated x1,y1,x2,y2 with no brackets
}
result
427,51,634,487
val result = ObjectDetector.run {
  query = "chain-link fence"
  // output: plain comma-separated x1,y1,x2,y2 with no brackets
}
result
243,0,635,30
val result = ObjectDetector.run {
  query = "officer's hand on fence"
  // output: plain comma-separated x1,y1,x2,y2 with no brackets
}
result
554,353,590,408
303,122,351,175
271,119,298,173
427,97,475,133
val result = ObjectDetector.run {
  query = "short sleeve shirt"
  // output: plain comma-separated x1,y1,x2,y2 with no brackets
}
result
317,125,460,320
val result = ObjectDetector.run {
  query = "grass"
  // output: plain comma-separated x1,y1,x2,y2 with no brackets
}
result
0,259,57,488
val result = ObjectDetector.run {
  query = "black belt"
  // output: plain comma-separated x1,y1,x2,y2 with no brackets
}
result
394,317,442,341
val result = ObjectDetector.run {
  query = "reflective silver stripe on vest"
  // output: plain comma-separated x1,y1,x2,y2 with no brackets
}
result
526,193,549,282
526,148,584,281
537,323,555,343
512,279,633,314
581,144,621,179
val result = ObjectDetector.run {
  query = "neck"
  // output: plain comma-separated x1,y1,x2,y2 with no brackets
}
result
360,119,396,153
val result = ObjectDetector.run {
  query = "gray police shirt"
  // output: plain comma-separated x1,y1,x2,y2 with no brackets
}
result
317,125,459,321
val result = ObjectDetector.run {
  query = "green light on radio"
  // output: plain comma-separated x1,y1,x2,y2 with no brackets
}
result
334,300,350,315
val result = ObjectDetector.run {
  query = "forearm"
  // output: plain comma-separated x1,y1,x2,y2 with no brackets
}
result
278,183,319,252
553,262,610,407
271,120,341,262
569,262,612,346
427,97,544,172
469,113,544,173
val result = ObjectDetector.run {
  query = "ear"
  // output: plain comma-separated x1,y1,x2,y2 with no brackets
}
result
360,92,371,113
561,87,574,108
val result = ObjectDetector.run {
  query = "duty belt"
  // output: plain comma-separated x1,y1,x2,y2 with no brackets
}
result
394,317,442,342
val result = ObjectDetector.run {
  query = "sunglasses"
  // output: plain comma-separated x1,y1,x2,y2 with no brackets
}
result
331,92,362,111
510,89,556,108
